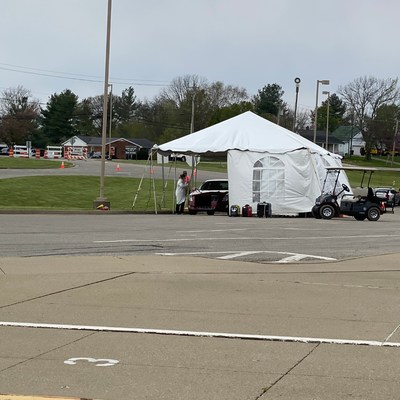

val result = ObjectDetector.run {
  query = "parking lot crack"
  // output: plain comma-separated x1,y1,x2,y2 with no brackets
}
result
0,271,138,309
254,343,320,399
383,322,400,344
0,331,95,374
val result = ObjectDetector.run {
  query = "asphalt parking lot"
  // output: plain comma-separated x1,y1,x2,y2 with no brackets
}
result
1,212,400,399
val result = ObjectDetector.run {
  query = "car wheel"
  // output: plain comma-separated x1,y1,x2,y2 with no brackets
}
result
320,204,335,219
206,210,215,215
354,214,366,221
188,209,197,215
367,207,380,221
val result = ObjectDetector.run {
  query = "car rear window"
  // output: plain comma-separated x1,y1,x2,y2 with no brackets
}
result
200,181,228,191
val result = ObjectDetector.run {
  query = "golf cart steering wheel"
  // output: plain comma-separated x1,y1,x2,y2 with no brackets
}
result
342,183,350,192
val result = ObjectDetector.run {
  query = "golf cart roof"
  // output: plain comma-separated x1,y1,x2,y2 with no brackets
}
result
326,166,400,172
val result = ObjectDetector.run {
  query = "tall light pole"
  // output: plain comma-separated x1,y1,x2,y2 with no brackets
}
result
108,83,113,160
313,79,330,143
293,77,301,132
322,90,330,150
96,0,112,207
190,89,197,186
391,119,398,166
190,90,196,134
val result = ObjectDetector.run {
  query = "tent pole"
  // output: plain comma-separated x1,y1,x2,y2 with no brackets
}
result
151,149,157,215
161,155,166,208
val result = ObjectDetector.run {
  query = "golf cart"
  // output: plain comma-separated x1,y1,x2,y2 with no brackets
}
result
311,167,386,221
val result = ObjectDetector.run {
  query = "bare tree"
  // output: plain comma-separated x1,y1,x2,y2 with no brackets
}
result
0,86,40,145
207,81,248,109
338,76,399,156
160,75,207,107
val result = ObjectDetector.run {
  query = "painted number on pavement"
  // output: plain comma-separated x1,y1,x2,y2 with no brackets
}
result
64,357,119,367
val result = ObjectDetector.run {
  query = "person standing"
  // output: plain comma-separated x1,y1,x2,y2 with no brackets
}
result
175,171,190,214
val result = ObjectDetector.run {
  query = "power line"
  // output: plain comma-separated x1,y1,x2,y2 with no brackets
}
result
0,63,170,87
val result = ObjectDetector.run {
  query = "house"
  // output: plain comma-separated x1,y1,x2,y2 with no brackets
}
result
330,126,364,156
297,129,344,155
61,136,153,160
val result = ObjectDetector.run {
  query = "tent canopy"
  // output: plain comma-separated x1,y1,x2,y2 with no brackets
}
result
158,111,332,156
158,111,346,215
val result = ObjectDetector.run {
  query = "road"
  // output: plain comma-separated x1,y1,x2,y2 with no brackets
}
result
1,213,400,399
0,213,400,262
1,163,400,399
0,158,227,182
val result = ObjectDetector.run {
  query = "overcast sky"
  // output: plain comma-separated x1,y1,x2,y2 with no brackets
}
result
2,0,400,116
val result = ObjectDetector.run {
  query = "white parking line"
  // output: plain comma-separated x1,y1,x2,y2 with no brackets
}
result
94,234,400,244
176,229,248,233
157,250,336,262
1,321,399,348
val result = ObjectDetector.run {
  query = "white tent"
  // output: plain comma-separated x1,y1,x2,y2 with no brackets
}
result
158,111,350,215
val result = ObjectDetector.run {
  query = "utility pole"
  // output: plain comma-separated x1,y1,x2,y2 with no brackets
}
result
94,0,112,210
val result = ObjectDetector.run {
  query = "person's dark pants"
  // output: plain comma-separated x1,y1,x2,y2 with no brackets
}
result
176,202,185,214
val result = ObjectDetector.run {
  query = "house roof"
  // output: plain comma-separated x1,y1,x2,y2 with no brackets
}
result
297,130,344,144
331,126,361,141
75,136,153,149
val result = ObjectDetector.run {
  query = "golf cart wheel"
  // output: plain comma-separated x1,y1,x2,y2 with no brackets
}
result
354,214,366,221
188,209,197,215
207,210,215,215
367,207,380,221
311,206,322,219
320,204,335,219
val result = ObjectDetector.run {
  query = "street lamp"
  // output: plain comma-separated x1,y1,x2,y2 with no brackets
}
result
391,119,399,166
94,0,112,210
322,90,330,150
108,83,113,160
190,89,196,134
313,79,330,143
293,77,301,132
190,89,197,186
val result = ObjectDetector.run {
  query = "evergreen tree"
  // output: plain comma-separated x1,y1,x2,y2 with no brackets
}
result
114,86,137,123
316,93,346,133
252,83,285,121
40,89,79,144
75,99,98,136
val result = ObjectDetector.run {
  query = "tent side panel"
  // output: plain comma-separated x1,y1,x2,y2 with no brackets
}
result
228,150,325,215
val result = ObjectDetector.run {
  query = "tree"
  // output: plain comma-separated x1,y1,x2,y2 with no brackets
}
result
0,86,40,146
159,75,249,134
40,89,79,145
81,95,103,133
252,83,285,122
113,86,138,124
208,102,254,125
75,99,98,137
316,93,346,133
368,104,399,152
338,76,400,158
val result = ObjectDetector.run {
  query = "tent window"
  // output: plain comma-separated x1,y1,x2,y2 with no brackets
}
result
252,156,285,202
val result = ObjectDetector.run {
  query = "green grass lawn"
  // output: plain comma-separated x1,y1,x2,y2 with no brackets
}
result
0,157,73,169
0,176,175,211
343,156,400,188
0,156,399,211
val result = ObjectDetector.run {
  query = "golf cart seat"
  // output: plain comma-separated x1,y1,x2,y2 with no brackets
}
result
352,187,368,198
342,187,368,202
